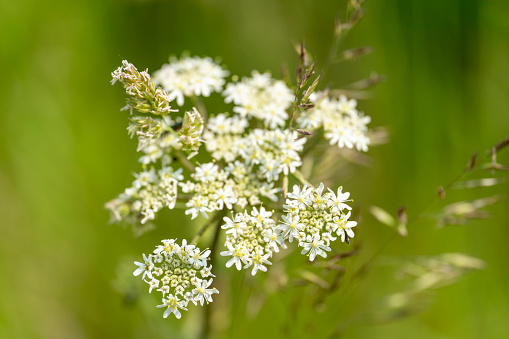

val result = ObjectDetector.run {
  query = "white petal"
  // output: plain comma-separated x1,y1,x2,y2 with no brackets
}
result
133,267,145,276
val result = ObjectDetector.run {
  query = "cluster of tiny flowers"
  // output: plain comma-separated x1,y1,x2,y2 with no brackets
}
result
202,113,249,162
223,71,294,128
128,115,181,165
220,207,285,275
277,183,357,261
204,114,306,181
180,162,280,220
111,60,176,116
133,239,218,319
106,48,374,324
108,57,372,230
105,166,183,225
298,93,371,152
154,56,229,106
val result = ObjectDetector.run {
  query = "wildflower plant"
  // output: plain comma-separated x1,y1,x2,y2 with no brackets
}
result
107,36,368,317
106,0,508,333
133,239,218,319
107,47,364,317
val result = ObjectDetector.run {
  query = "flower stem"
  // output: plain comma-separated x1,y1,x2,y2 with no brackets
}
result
200,214,223,338
192,211,224,246
292,169,315,188
175,151,196,172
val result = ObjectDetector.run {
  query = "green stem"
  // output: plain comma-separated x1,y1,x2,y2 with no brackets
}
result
200,214,223,338
191,211,224,246
292,169,315,188
174,151,196,172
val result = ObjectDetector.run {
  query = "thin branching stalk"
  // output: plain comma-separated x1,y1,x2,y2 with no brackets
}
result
192,211,225,245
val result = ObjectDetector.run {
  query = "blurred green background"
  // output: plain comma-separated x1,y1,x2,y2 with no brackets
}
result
1,0,509,338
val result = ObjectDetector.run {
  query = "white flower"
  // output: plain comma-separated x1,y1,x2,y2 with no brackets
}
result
263,228,285,253
251,206,272,227
200,264,215,278
185,196,211,219
321,232,337,246
133,253,154,280
140,208,156,224
189,248,211,267
212,186,237,210
312,183,327,209
280,152,301,175
194,163,219,182
287,185,312,210
154,238,177,255
221,209,280,275
147,278,160,293
139,144,163,165
159,167,184,182
192,279,219,306
244,251,272,276
277,214,304,243
220,242,247,270
157,285,170,297
326,126,354,149
133,169,157,188
221,215,246,238
259,183,279,202
337,95,357,115
154,56,229,106
157,295,188,319
333,211,357,242
300,234,331,261
327,187,352,214
259,158,281,182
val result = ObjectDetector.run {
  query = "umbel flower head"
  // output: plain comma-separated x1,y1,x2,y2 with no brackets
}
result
154,55,229,106
298,92,371,152
133,239,218,319
105,166,183,225
223,71,294,128
220,207,284,275
278,183,357,261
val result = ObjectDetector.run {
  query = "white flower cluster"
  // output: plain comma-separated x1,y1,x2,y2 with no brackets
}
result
108,57,371,230
298,94,371,152
277,183,357,261
109,50,371,322
203,113,249,162
204,114,306,180
154,56,229,106
105,166,183,225
220,207,285,275
133,239,218,319
223,71,294,128
127,115,176,165
180,162,280,220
